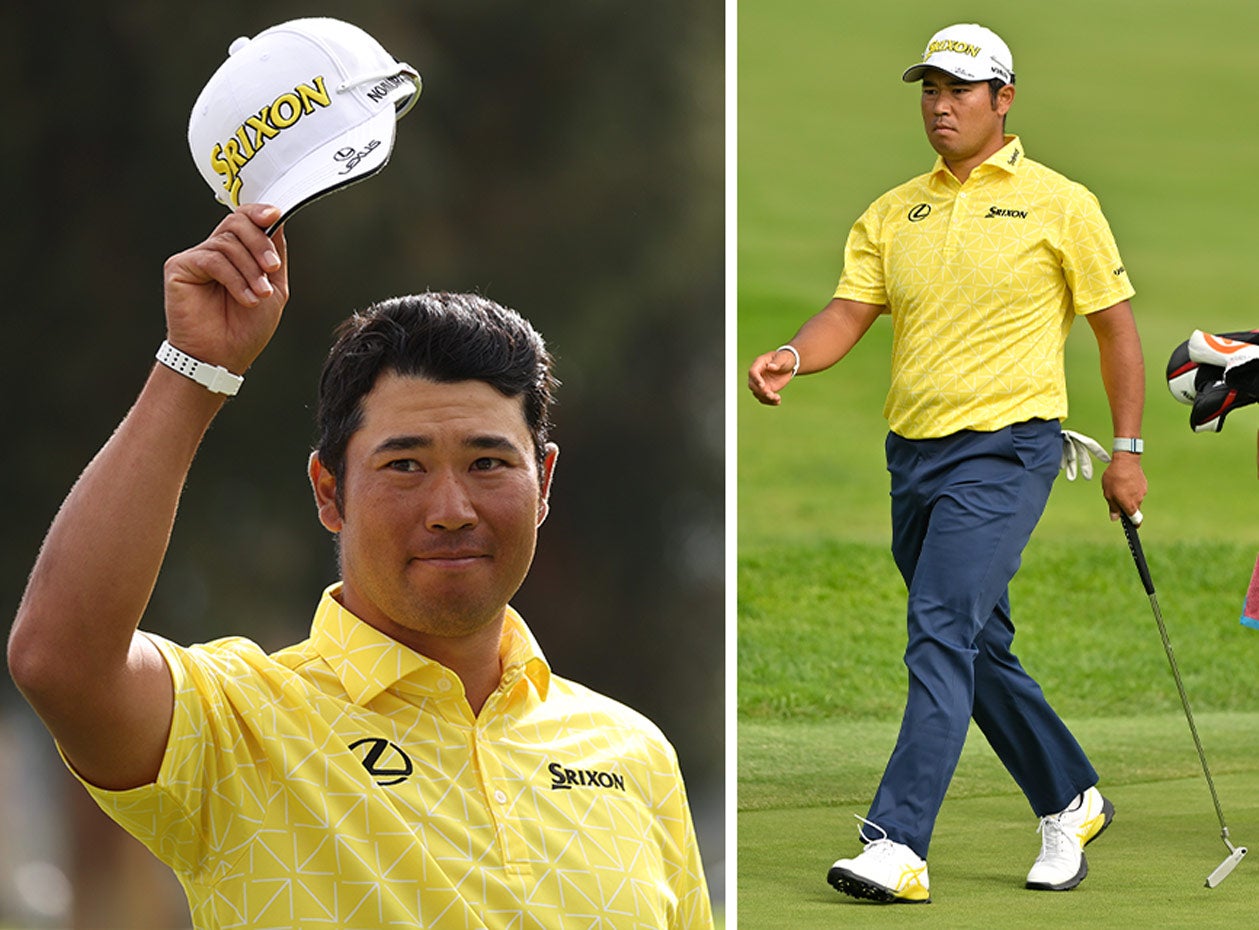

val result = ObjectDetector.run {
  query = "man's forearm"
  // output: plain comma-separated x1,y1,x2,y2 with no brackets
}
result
788,298,883,375
1086,300,1147,519
9,204,287,789
1090,302,1144,436
10,366,224,700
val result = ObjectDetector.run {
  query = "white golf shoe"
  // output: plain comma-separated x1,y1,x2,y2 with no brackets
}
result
1026,786,1114,891
827,817,930,904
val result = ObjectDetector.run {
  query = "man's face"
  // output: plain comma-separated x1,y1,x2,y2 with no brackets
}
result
920,69,1013,167
311,371,557,642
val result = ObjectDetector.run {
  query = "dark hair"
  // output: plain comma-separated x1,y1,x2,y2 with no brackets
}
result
986,76,1015,105
315,293,558,506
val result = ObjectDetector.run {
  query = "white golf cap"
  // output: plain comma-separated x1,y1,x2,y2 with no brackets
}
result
189,17,421,232
901,23,1014,85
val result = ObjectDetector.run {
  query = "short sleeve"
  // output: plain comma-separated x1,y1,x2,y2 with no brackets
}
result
63,633,273,880
1058,186,1135,315
833,202,888,306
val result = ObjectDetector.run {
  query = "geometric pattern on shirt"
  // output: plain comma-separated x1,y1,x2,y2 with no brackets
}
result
67,587,714,930
835,135,1135,438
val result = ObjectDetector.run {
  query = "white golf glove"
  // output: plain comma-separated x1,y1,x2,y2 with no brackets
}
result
1060,429,1110,481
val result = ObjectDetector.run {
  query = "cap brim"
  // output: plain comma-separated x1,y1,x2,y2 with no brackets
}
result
902,56,1009,84
248,106,400,233
902,62,971,83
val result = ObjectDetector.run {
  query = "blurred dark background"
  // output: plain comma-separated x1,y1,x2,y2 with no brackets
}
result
0,2,724,925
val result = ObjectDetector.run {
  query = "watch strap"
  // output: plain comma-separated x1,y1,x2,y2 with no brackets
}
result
1112,437,1144,454
155,340,244,396
776,344,801,377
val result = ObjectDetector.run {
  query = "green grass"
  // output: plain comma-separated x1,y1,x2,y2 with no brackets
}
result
738,539,1259,922
739,538,1259,722
740,769,1259,928
740,714,1259,814
737,0,1259,925
740,716,1259,927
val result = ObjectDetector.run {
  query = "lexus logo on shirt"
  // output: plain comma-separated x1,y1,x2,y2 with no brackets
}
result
907,203,931,222
350,738,414,786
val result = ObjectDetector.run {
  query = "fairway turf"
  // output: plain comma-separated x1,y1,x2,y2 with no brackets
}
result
740,769,1259,928
737,0,1259,926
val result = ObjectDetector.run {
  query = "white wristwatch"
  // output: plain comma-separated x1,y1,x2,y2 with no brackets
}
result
1112,437,1144,454
155,340,244,396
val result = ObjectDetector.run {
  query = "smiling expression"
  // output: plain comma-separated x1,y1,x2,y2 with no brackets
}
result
311,371,558,643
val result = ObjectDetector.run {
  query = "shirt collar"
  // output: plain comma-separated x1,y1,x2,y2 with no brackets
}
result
931,134,1025,182
310,584,552,705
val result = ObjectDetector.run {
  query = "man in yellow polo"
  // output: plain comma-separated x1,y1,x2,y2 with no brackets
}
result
748,22,1147,902
10,203,713,928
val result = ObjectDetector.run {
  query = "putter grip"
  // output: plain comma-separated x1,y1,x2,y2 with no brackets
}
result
1120,513,1156,596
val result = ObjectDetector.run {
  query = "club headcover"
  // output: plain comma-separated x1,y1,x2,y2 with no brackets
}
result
1224,346,1259,397
1190,378,1258,432
1168,330,1259,404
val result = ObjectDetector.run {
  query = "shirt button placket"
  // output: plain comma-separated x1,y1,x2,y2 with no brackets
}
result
473,721,526,868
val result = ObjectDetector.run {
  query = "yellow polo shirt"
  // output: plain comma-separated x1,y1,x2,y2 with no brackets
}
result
67,586,713,930
834,135,1134,438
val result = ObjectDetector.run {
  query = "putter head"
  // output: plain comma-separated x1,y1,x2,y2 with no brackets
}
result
1205,845,1247,888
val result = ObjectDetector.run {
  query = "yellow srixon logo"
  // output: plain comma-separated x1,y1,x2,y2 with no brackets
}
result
209,75,333,206
926,39,982,58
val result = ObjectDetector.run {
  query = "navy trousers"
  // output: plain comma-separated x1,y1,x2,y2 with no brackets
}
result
866,420,1098,859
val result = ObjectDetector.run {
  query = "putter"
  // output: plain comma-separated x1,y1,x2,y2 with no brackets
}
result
1120,512,1248,887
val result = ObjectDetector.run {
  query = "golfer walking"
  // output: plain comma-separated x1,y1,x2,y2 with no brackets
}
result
748,22,1147,902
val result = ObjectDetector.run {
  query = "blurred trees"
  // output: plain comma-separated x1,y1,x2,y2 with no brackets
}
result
1,0,723,923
